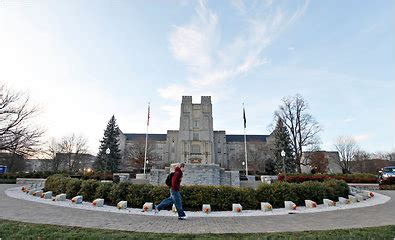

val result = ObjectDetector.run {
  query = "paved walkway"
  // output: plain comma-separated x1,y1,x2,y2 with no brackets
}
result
0,184,394,233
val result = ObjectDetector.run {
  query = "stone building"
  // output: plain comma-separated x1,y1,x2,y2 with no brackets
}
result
119,96,272,171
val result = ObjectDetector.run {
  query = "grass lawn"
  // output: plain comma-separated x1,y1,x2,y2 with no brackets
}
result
0,220,394,240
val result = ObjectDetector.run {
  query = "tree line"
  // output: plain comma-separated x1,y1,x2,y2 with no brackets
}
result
1,82,393,174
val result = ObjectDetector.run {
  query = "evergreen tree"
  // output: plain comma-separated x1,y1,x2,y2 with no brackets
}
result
93,115,122,172
273,118,296,174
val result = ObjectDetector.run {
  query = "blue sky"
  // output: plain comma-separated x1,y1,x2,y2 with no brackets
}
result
1,0,394,154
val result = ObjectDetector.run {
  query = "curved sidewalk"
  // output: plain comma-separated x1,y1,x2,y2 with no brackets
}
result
0,184,394,233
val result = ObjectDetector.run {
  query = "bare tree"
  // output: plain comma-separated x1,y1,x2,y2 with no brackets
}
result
308,152,329,173
43,138,63,171
274,94,321,172
251,143,274,174
371,151,391,160
125,140,161,170
334,136,359,174
351,150,370,172
0,84,44,156
231,143,274,174
57,134,89,172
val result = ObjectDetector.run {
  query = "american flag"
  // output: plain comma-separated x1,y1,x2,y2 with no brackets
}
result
243,105,246,129
147,103,150,126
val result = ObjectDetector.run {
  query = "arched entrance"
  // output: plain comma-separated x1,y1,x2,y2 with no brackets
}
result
189,157,202,164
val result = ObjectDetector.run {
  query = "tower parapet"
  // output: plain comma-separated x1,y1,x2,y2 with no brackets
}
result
182,96,192,104
181,96,192,113
201,96,211,105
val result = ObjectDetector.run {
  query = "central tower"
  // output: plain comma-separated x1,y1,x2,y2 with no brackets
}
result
178,96,214,164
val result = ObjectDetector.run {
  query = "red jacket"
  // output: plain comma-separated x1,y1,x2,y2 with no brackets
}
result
171,167,183,191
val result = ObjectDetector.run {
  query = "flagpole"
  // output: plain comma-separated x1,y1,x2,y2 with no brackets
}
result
143,102,150,176
243,103,248,177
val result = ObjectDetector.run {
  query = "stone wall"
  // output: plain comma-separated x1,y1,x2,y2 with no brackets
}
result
16,178,46,187
182,164,221,185
149,169,168,186
219,170,240,187
149,163,240,187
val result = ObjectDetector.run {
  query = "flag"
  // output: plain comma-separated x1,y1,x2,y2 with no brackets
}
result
243,105,246,129
147,103,150,126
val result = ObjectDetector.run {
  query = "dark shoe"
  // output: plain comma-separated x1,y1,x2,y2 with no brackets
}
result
178,216,187,220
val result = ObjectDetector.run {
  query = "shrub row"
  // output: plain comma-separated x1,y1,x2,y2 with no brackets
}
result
278,173,377,183
0,172,62,180
0,171,115,181
379,185,395,190
379,177,395,190
0,178,16,184
44,175,349,211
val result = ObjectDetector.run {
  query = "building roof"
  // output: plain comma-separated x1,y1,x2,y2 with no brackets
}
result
124,133,269,143
226,135,269,143
124,133,167,141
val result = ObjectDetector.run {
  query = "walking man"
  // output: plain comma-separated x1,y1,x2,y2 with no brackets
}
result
155,163,187,220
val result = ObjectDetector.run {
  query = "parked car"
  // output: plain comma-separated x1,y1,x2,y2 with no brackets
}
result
0,165,7,174
379,166,395,183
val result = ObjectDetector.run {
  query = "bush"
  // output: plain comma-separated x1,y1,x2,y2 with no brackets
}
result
44,175,349,211
298,181,327,204
126,184,153,208
147,186,170,209
81,172,113,181
1,172,68,180
265,182,301,208
94,182,115,203
380,177,395,185
78,179,100,202
379,185,395,190
256,180,349,208
0,178,16,184
65,178,82,198
108,182,130,204
44,174,70,195
323,179,349,200
379,177,395,190
278,173,377,183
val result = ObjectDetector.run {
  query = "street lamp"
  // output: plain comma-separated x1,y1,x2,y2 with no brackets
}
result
106,148,110,173
281,150,286,181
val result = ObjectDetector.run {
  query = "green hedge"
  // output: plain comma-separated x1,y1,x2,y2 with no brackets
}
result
94,182,114,202
44,175,349,211
379,177,395,190
0,172,65,180
0,178,16,184
78,179,100,202
278,173,378,183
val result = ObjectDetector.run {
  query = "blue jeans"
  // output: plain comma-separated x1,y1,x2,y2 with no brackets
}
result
156,189,186,218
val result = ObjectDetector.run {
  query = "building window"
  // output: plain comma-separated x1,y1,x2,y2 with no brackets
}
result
217,148,221,153
194,120,198,127
193,133,199,140
191,145,200,154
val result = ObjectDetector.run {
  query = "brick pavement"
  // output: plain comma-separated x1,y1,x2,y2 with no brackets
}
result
0,184,394,233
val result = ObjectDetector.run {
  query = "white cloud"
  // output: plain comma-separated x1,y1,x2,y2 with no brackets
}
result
353,135,370,142
344,118,354,123
231,0,246,14
160,0,309,101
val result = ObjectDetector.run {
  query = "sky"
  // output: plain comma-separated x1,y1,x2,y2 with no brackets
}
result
1,0,394,155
